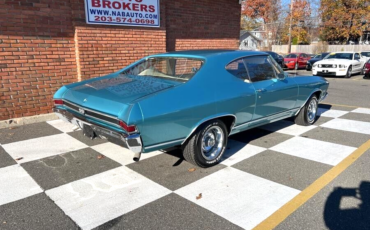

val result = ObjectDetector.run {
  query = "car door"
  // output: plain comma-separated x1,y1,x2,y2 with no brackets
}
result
224,58,256,126
243,55,298,121
353,53,363,72
300,54,308,67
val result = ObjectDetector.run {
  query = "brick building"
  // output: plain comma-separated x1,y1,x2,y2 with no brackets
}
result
0,0,241,121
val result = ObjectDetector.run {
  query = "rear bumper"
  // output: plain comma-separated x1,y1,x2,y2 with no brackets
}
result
53,107,142,154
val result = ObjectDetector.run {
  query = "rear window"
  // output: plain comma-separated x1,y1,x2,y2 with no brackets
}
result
122,57,204,82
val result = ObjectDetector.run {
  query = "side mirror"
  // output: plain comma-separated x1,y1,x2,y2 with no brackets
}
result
278,72,287,80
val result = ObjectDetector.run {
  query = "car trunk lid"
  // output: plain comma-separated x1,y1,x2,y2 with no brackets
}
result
63,74,176,117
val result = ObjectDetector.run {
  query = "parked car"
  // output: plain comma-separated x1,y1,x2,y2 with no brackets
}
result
306,52,330,70
264,51,284,67
284,52,311,70
312,52,366,78
363,59,370,79
361,51,370,62
53,50,329,168
307,54,316,58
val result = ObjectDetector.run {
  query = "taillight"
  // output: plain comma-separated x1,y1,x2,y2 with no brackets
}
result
54,99,64,105
119,120,136,133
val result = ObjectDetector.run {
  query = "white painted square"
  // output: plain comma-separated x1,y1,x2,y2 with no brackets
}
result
317,108,348,118
221,139,266,166
351,108,370,115
175,167,300,230
47,119,80,133
260,120,316,136
91,142,162,165
321,118,370,135
0,165,43,205
2,133,88,163
46,166,171,230
270,136,356,166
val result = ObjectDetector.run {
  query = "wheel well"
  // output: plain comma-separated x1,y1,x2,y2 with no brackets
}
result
313,91,321,100
217,116,236,134
183,115,236,145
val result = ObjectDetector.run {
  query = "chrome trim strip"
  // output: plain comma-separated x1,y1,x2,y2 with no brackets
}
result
233,108,298,130
62,104,122,129
145,138,185,150
181,114,237,145
63,99,117,120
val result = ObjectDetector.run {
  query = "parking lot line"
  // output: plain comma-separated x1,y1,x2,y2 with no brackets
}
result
321,103,370,109
253,138,370,230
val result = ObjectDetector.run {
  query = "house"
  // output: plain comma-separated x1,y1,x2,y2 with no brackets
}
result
239,30,263,50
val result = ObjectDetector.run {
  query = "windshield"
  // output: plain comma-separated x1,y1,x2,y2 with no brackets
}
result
325,53,353,60
285,54,297,58
314,54,322,59
121,57,204,82
361,52,370,57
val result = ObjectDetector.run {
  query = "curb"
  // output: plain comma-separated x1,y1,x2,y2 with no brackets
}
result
0,113,59,129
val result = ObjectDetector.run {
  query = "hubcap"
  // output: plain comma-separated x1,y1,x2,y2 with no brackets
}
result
307,99,317,123
201,126,224,161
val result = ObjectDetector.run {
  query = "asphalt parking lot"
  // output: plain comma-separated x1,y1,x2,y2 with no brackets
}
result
1,70,370,230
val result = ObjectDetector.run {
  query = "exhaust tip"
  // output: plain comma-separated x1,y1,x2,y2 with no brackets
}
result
133,152,141,162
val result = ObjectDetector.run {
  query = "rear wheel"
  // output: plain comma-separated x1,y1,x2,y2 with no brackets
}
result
345,66,352,78
182,120,227,168
295,96,318,126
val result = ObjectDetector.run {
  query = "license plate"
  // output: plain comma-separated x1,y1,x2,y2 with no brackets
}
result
323,70,329,73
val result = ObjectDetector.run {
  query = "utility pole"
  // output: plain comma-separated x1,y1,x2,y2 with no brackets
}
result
287,0,294,53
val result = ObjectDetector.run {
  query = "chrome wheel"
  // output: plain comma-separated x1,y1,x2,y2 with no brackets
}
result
346,67,352,78
307,99,317,123
201,126,224,161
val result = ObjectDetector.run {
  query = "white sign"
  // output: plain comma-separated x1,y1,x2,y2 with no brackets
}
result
84,0,160,27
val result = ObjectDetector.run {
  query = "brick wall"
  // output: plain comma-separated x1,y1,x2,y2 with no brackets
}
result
0,0,76,120
166,0,240,51
0,0,240,120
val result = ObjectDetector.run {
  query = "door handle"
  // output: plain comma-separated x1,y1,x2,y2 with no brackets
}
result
256,88,266,93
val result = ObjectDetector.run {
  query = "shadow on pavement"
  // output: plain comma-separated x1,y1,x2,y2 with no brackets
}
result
324,181,370,230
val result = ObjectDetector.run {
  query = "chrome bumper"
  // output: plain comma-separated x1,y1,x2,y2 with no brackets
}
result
53,108,143,159
319,92,328,102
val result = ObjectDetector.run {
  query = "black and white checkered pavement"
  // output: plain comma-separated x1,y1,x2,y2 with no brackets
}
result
1,105,370,230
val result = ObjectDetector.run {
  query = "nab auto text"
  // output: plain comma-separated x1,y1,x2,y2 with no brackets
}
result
89,0,158,24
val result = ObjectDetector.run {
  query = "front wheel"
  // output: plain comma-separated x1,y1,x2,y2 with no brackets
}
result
345,66,352,78
295,96,318,126
182,120,228,168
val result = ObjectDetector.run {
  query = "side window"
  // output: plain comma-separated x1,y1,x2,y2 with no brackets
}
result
243,56,277,82
225,59,249,80
354,53,360,60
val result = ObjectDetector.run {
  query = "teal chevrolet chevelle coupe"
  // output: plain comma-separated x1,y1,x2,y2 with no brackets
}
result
53,50,329,167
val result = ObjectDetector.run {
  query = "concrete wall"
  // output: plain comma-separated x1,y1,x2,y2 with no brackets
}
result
272,45,370,54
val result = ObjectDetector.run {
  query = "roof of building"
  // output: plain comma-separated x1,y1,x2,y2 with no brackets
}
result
240,30,262,42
